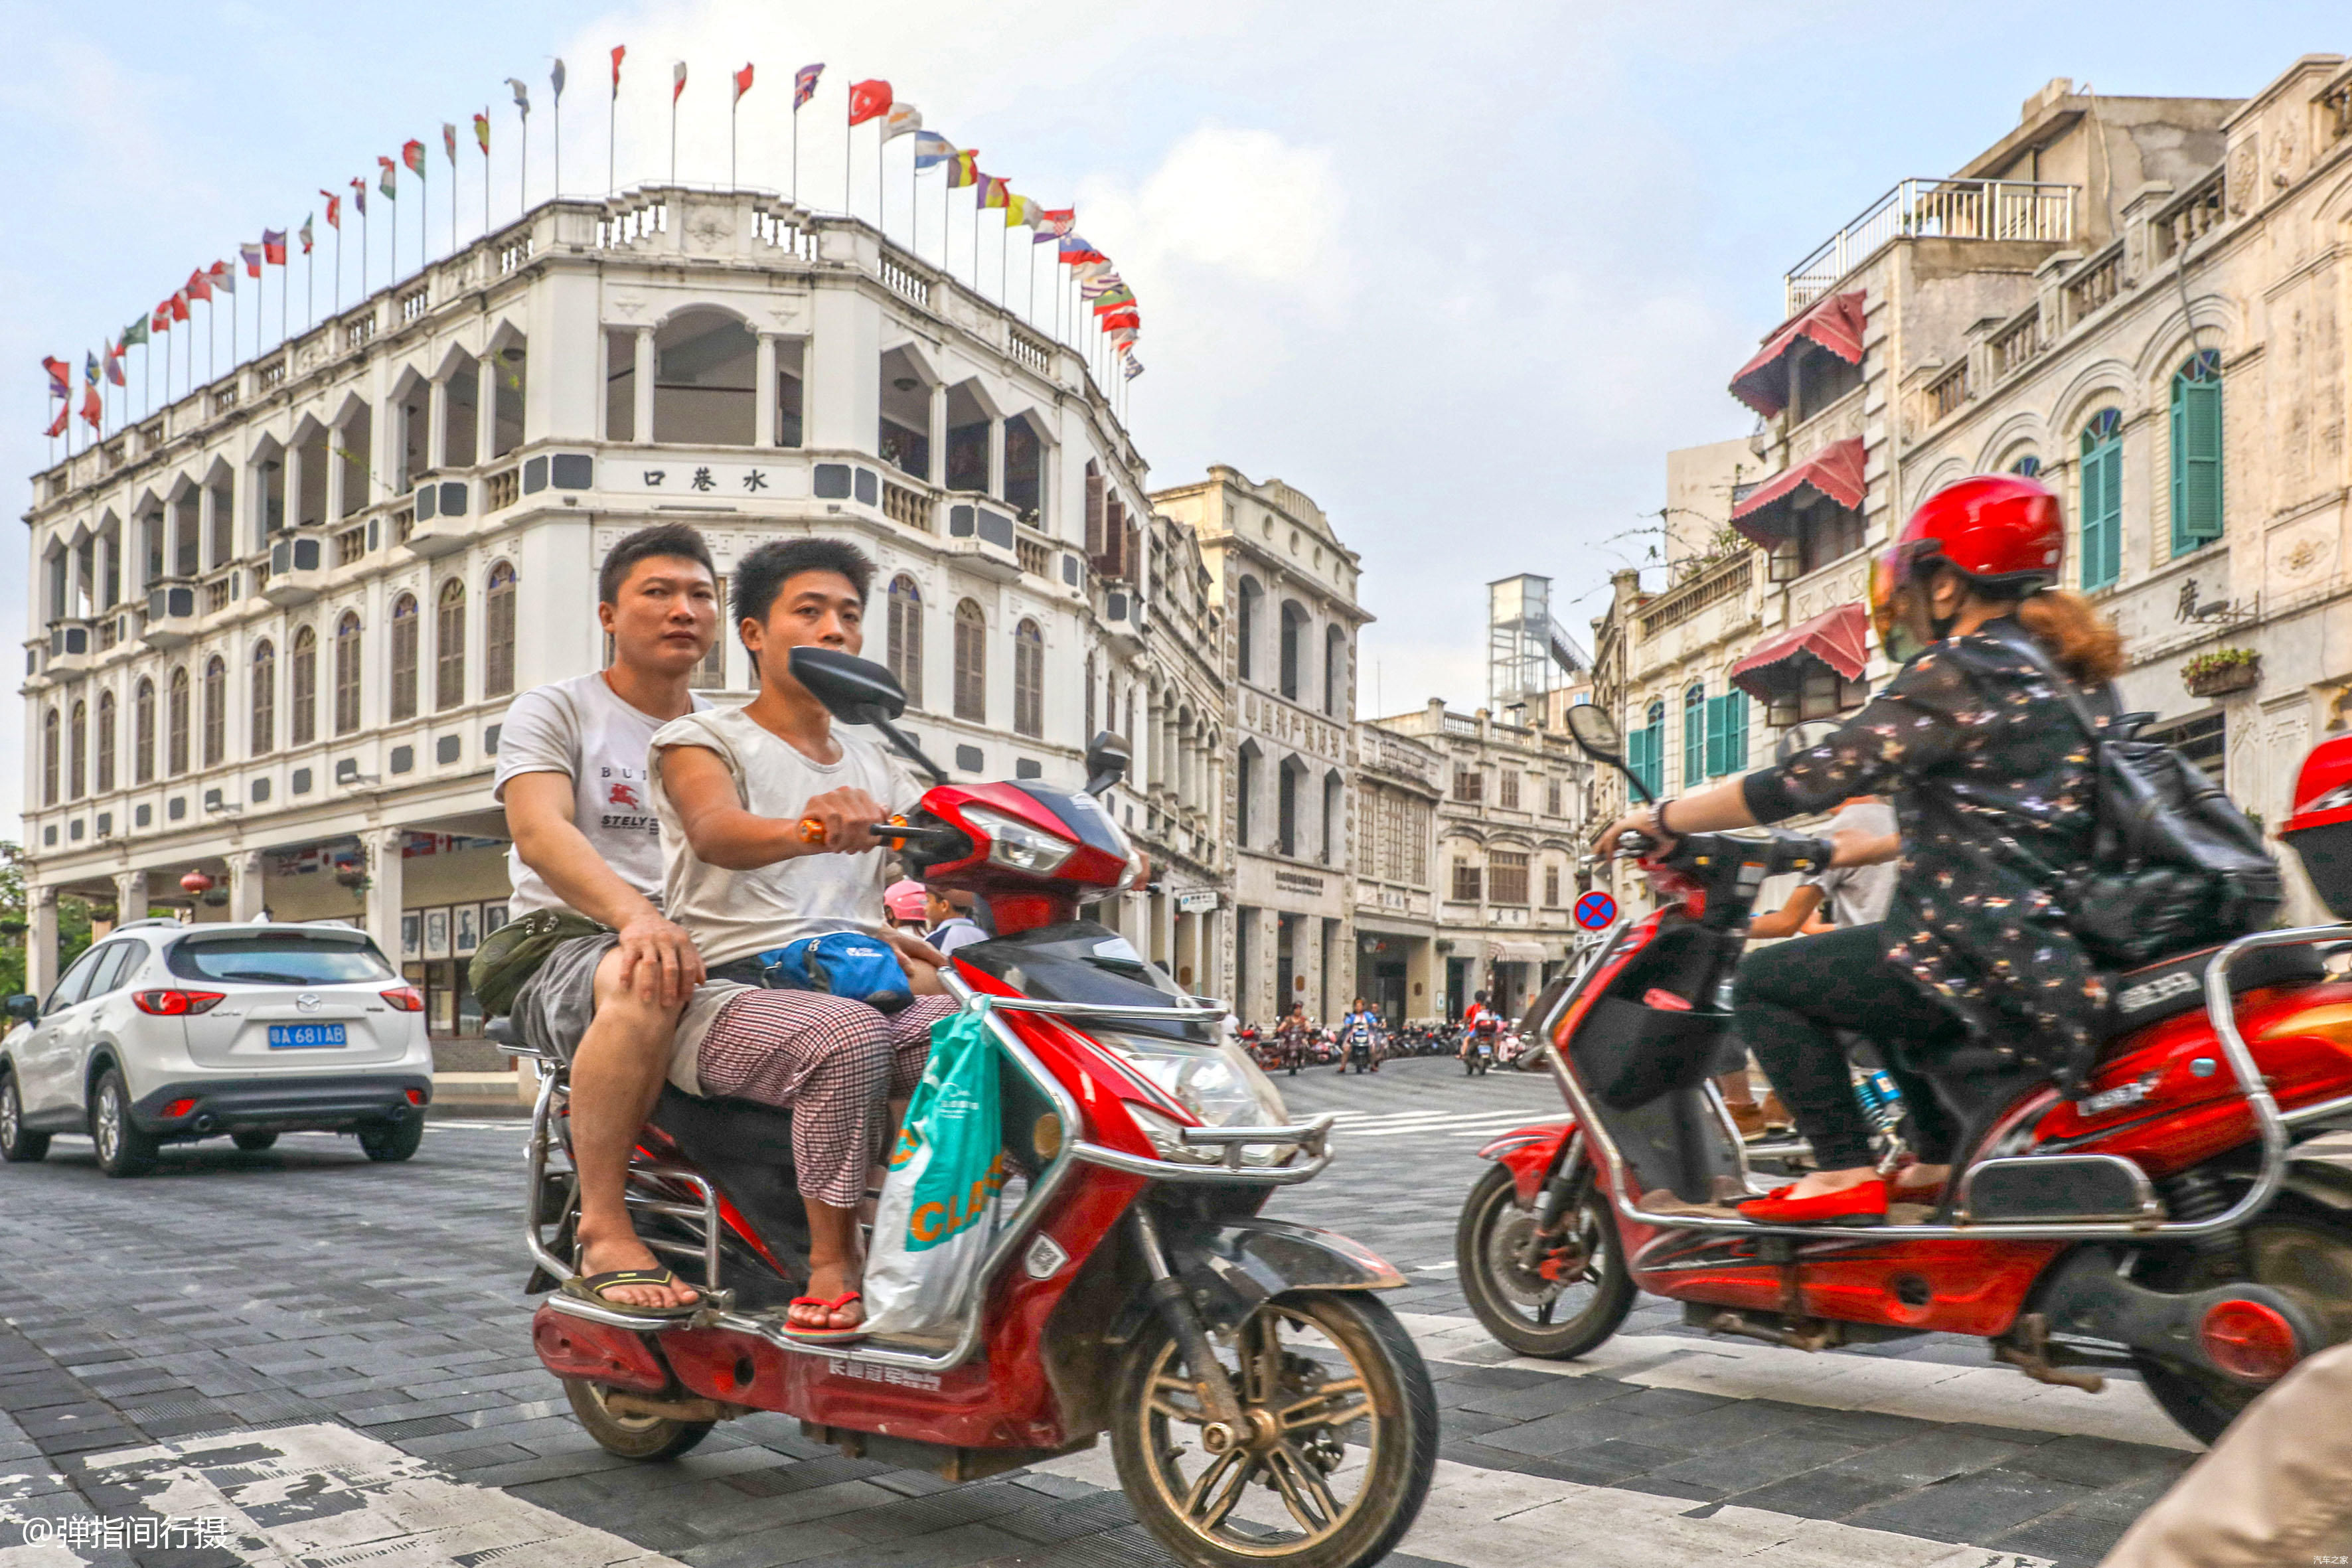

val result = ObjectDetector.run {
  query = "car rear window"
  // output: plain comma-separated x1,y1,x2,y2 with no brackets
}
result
166,932,396,985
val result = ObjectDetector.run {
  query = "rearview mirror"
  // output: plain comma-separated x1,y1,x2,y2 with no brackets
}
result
1083,731,1131,797
1565,703,1622,761
4,994,38,1024
787,648,906,726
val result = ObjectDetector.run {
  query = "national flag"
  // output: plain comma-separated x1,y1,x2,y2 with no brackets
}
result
977,175,1010,209
241,242,264,278
262,228,287,265
80,385,101,429
82,353,98,388
299,215,315,254
1123,355,1143,381
1058,233,1107,265
1071,258,1113,281
443,122,457,163
1092,285,1137,313
1080,273,1125,297
1107,325,1138,343
378,155,398,200
1033,206,1075,241
150,303,171,333
508,78,531,117
881,102,920,140
912,129,955,169
185,268,212,303
41,356,70,398
1005,193,1035,227
550,58,566,102
473,112,490,155
319,189,341,228
403,139,426,177
351,176,367,216
944,149,979,188
611,45,625,97
733,62,753,104
45,404,68,438
208,258,235,294
847,79,892,125
104,340,125,387
169,291,189,323
672,62,687,102
793,63,823,109
121,317,149,349
1099,307,1140,331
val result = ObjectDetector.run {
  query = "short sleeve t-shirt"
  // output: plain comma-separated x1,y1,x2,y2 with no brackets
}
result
493,672,710,919
1808,799,1899,929
649,708,922,967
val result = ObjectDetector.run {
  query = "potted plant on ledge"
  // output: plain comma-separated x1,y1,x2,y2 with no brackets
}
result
2182,647,2260,698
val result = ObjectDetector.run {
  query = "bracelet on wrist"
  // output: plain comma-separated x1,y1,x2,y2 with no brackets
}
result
1656,799,1676,836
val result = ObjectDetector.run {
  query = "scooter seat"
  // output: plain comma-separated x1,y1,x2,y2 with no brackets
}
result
2097,941,2327,1044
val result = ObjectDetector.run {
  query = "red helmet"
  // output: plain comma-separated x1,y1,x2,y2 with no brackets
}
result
1870,475,2064,650
2287,736,2352,836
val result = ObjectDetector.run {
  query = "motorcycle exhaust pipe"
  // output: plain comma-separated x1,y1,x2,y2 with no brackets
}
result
192,1113,217,1133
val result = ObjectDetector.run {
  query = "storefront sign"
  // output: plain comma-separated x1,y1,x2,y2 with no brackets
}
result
1174,889,1219,913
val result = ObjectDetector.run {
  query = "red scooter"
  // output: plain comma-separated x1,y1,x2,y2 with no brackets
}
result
515,650,1436,1568
1454,704,2352,1446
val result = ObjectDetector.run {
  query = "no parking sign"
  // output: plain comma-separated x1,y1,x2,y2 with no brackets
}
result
1574,891,1618,931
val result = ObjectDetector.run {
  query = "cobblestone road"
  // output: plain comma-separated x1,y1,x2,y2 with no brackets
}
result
0,1056,2194,1567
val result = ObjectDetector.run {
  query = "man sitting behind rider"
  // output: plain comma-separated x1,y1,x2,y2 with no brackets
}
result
1460,991,1500,1059
499,523,718,1315
649,538,951,1343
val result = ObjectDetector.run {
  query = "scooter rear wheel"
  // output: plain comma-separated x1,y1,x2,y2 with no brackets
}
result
1111,1289,1437,1568
1455,1162,1635,1360
562,1377,714,1461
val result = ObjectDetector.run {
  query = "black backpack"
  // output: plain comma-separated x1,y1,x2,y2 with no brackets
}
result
1994,626,2282,967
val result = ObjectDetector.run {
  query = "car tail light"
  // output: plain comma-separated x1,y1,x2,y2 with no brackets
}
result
131,989,225,1016
161,1099,197,1119
2201,1298,2301,1383
380,986,426,1012
405,1088,427,1106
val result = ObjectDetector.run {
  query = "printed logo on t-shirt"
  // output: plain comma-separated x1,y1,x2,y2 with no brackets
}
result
596,764,658,835
608,781,645,811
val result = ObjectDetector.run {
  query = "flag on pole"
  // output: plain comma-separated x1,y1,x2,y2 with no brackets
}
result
319,189,341,227
41,356,70,398
1080,272,1125,297
881,102,920,140
672,61,688,102
1033,206,1075,240
121,317,149,349
240,242,263,277
1058,233,1107,264
1091,285,1137,313
912,130,955,169
473,112,490,154
611,45,625,96
299,215,315,253
1004,193,1036,227
104,339,125,386
263,228,287,264
977,175,1010,209
944,149,980,188
793,63,823,108
151,303,171,332
83,353,98,388
551,58,566,102
82,384,101,429
733,62,753,102
443,122,457,162
847,79,892,125
350,177,367,216
208,258,235,294
377,155,398,200
186,268,212,303
403,139,426,176
1123,354,1143,380
45,404,68,438
508,78,531,117
1099,307,1140,331
170,291,190,323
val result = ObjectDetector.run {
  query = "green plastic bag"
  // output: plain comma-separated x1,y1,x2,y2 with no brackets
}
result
861,1009,1008,1334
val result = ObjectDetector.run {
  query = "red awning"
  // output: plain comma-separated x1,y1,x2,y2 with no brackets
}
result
1729,603,1870,698
1728,437,1867,546
1728,290,1867,418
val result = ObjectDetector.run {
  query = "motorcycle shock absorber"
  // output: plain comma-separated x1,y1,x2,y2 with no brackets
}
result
2157,1166,2244,1263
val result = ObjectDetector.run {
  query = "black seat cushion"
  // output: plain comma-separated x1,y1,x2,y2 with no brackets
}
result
2098,941,2327,1043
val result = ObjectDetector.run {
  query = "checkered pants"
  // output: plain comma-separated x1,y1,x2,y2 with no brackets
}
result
695,993,955,1208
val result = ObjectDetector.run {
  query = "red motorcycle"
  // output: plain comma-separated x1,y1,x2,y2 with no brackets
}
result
1454,704,2352,1446
514,649,1435,1568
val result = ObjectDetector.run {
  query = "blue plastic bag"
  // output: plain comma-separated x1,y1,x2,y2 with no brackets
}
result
757,931,913,1014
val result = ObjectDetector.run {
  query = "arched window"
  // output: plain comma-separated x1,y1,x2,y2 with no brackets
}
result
2079,407,2122,589
436,578,466,710
96,689,116,793
201,655,226,767
335,611,363,734
1013,619,1044,738
953,599,986,722
167,666,191,775
484,562,518,697
133,678,155,783
250,641,275,755
2008,453,2043,478
1683,682,1706,790
1627,699,1666,799
1279,601,1308,701
68,700,86,799
41,706,58,805
651,309,754,445
2170,349,2223,556
886,575,923,708
290,626,317,745
389,593,419,720
1235,577,1263,682
1323,627,1346,718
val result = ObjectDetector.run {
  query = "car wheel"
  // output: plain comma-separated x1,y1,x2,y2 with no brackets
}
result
90,1069,159,1178
231,1131,279,1152
358,1117,425,1162
0,1074,48,1163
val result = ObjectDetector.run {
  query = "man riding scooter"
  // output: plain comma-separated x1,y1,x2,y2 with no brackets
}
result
1460,991,1501,1075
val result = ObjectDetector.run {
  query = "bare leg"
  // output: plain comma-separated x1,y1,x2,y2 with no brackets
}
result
571,949,693,1310
797,1200,865,1333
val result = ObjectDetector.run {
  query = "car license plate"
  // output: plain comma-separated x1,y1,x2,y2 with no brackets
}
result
268,1023,347,1050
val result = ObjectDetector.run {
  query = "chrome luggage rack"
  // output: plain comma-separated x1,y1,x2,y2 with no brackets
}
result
1551,924,2352,1245
519,974,1337,1373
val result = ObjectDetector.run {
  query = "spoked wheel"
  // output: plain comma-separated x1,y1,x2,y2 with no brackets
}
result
1112,1290,1436,1568
562,1377,714,1461
2130,1206,2352,1445
1455,1161,1635,1358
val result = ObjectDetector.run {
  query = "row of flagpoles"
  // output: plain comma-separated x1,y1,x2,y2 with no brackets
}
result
39,49,1146,459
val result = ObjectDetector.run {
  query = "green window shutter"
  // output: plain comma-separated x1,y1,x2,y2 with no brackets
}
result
2172,374,2223,551
1727,690,1749,771
2100,439,2124,584
2080,427,2120,589
1627,727,1652,798
1703,695,1726,777
1684,694,1706,789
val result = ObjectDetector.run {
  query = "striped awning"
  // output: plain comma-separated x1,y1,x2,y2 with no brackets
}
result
1729,290,1867,418
1728,437,1867,546
1729,603,1870,698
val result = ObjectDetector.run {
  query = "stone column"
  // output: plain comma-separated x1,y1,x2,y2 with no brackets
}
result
323,424,347,522
113,870,148,927
282,441,305,533
226,850,266,921
426,379,449,470
363,828,406,960
26,887,58,999
632,328,657,444
478,355,503,465
927,384,948,487
988,418,1006,499
755,333,779,447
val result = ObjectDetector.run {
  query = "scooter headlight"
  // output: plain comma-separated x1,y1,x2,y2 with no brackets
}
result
959,805,1077,876
1091,1029,1294,1166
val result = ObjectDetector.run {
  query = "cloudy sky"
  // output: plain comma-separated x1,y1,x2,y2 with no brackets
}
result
0,1,2343,823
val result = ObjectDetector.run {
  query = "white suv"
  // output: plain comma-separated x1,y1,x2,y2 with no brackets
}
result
0,918,435,1176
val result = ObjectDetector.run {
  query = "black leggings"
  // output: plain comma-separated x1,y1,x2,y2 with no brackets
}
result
1731,923,1966,1171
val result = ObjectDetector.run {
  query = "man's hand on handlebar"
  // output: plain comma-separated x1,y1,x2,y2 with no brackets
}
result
793,787,892,854
1597,809,1673,860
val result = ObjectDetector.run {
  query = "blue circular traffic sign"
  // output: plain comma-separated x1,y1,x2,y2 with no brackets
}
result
1574,891,1618,931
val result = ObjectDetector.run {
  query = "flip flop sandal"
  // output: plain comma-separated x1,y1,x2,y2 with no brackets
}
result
783,1290,867,1345
560,1267,702,1320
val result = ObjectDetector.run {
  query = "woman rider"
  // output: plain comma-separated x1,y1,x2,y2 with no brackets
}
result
1599,475,2123,1225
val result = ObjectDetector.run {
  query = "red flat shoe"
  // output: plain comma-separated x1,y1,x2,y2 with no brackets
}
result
1737,1179,1887,1225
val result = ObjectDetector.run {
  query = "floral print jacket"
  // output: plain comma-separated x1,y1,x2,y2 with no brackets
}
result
1741,619,2111,1091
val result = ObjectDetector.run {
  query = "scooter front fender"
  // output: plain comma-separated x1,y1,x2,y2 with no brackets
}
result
1163,1217,1408,1335
1476,1122,1578,1206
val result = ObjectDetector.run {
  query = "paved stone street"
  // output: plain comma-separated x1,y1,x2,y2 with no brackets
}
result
0,1054,2192,1567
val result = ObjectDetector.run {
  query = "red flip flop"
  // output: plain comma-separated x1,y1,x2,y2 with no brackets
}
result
784,1290,867,1345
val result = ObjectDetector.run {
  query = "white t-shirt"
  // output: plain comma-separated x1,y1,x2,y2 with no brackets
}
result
1808,799,1899,929
493,672,711,919
926,917,987,957
648,707,922,967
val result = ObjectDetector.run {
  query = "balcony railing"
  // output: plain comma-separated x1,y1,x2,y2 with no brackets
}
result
1988,306,2045,382
2154,168,2227,260
1638,554,1753,641
879,255,931,309
335,524,368,567
882,480,933,533
2064,244,2123,323
484,467,520,512
1785,177,2077,315
1016,535,1052,578
1922,360,1970,425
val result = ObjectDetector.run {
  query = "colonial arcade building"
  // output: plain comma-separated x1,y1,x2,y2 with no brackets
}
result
19,188,1169,1036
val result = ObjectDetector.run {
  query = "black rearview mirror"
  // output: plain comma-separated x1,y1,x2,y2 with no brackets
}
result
5,994,38,1024
1565,702,1622,761
786,647,949,786
1083,731,1131,797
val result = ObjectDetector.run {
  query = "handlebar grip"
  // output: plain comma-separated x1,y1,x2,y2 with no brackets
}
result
1615,829,1656,856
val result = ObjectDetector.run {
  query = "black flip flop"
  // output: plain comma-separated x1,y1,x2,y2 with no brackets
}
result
560,1267,701,1319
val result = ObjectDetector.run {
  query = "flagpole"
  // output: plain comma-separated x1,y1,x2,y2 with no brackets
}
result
360,202,368,297
844,116,852,220
731,95,738,191
231,284,239,370
553,97,562,197
482,113,491,236
790,102,799,204
609,87,617,195
390,181,399,285
519,116,528,218
281,245,289,347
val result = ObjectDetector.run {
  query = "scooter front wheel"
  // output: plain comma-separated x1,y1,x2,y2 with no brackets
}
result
561,1377,714,1461
1112,1289,1437,1568
1455,1162,1635,1359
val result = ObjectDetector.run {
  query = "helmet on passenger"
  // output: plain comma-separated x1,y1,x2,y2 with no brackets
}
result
1870,474,2064,653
